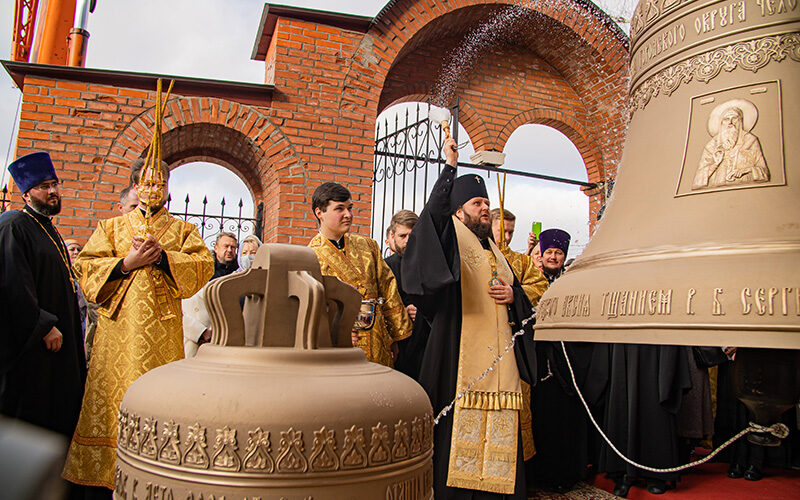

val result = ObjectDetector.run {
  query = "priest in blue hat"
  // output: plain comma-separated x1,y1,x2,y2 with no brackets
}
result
0,152,87,440
402,137,536,499
538,228,570,284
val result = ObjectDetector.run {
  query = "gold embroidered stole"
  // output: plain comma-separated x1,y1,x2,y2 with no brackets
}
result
123,208,178,321
447,216,522,494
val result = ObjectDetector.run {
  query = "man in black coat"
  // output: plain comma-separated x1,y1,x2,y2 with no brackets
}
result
384,209,430,380
0,152,87,438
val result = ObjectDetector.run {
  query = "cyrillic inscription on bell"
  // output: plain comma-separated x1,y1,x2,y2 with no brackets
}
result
114,244,434,499
536,0,800,349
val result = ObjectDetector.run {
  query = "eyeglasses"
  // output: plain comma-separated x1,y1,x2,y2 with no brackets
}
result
31,181,61,192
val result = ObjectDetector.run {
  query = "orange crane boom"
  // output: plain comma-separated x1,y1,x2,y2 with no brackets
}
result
11,0,39,62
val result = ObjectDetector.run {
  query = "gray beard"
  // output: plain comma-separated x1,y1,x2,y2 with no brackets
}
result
720,126,740,150
463,212,492,240
29,196,61,216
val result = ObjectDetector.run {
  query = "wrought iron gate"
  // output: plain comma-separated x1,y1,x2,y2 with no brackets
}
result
0,185,263,246
371,101,598,255
167,194,263,246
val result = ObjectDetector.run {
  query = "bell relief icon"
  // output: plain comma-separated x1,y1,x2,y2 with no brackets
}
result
692,99,770,190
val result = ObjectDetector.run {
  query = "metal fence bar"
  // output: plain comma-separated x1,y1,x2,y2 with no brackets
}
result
372,99,601,255
167,195,262,247
375,151,597,189
1,184,8,213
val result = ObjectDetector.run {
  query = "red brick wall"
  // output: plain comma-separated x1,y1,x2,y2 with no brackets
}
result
10,0,628,242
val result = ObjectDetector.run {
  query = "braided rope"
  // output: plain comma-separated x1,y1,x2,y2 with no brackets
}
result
559,340,790,473
430,313,790,473
433,312,536,424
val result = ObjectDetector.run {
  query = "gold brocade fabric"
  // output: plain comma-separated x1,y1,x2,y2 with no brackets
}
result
62,208,213,488
308,233,411,367
448,217,522,494
499,246,543,459
500,246,548,307
520,381,536,461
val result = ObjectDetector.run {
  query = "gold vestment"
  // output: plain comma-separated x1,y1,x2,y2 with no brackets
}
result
500,245,548,307
308,233,411,367
499,245,546,460
63,208,213,488
447,217,522,494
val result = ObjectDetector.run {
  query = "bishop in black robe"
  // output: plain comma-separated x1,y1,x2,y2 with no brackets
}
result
0,205,87,437
402,160,536,500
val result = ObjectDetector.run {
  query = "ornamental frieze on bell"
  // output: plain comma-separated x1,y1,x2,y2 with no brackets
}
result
114,244,433,499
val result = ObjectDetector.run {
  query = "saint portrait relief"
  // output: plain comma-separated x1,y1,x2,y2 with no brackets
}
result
692,99,770,191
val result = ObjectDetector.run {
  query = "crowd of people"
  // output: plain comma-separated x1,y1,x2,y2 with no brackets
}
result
1,147,797,499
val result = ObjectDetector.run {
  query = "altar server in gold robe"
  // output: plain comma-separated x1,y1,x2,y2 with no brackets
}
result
490,208,548,307
308,182,411,367
63,159,214,492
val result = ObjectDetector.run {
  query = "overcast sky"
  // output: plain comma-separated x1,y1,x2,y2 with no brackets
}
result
0,0,634,256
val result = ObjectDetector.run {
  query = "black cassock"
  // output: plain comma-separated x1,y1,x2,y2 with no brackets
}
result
597,344,692,485
0,207,86,437
385,252,430,380
402,165,536,500
529,341,609,489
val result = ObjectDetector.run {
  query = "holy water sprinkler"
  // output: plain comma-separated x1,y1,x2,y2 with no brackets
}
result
429,105,457,151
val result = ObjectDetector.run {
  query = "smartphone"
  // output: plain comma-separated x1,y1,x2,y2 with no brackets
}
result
531,221,542,238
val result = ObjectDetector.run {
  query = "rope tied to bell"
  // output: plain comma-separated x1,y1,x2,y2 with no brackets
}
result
430,313,793,474
748,421,790,440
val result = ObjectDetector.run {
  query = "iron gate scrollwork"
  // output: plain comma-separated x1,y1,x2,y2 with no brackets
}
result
167,193,263,246
371,101,459,255
371,101,599,256
1,184,263,246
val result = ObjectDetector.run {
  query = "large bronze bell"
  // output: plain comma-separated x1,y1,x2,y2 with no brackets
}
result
114,245,433,499
535,0,799,437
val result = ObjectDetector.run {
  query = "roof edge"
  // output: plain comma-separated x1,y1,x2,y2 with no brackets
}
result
1,60,274,106
251,3,373,61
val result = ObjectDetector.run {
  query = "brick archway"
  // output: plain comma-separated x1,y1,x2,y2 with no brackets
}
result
497,108,606,224
379,91,491,150
8,0,630,242
105,96,303,242
339,0,628,228
496,108,603,180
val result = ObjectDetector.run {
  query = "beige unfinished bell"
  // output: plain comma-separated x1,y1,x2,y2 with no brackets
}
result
536,0,800,348
113,244,433,499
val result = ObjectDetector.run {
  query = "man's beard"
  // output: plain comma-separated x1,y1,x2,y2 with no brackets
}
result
29,194,62,216
720,124,740,150
463,212,492,240
143,201,165,213
542,262,563,276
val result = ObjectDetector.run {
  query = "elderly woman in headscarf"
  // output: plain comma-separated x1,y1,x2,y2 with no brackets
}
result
182,234,263,357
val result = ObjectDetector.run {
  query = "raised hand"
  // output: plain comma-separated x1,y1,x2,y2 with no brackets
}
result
444,136,458,166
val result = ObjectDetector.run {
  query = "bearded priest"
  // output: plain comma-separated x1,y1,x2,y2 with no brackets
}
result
402,137,536,498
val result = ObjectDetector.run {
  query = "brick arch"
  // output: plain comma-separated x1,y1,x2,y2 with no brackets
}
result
104,96,304,243
496,108,604,183
336,0,629,230
341,0,627,113
378,90,490,151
